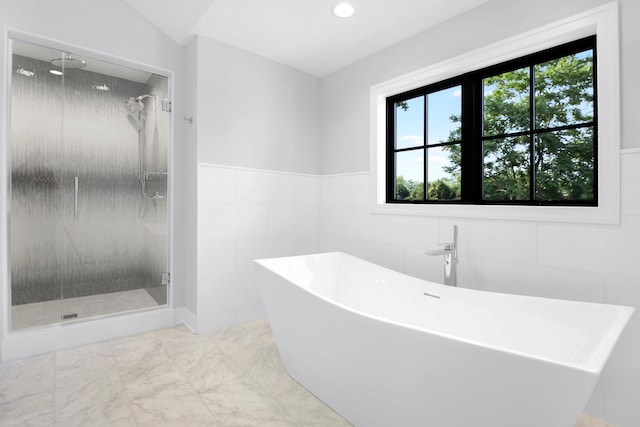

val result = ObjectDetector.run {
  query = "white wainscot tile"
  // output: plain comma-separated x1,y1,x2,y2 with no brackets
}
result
403,247,446,283
199,204,268,240
456,254,485,291
621,152,640,216
198,276,262,328
292,235,321,255
481,259,606,302
234,273,264,308
319,235,355,254
236,169,295,205
326,206,375,241
441,219,537,264
199,276,242,314
199,166,236,204
347,241,404,273
374,215,439,248
607,275,640,342
294,175,321,206
267,206,320,237
321,173,370,207
604,394,640,427
600,338,640,404
319,206,331,235
235,237,295,274
198,239,236,278
198,311,236,335
538,217,640,276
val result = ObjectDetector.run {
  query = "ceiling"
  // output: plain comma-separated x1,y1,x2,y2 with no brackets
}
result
122,0,491,77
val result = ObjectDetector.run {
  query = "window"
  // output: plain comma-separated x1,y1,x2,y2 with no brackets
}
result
386,36,596,206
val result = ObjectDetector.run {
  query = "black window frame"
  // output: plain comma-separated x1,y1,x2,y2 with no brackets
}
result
385,36,597,206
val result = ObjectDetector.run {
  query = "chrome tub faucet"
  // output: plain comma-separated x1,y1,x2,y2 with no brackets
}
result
426,225,458,286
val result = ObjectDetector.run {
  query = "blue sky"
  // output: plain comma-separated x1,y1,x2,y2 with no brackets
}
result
395,85,461,182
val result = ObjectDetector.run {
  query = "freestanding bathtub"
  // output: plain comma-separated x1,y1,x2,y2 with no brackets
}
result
255,252,633,427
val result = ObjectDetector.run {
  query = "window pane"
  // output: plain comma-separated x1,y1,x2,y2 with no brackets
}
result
535,49,594,129
395,96,424,149
483,67,530,137
427,145,461,200
395,149,424,200
427,86,461,144
483,136,530,201
535,128,594,201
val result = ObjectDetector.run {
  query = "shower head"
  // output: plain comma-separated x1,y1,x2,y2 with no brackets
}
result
50,54,87,69
126,97,145,113
126,94,155,130
134,94,156,103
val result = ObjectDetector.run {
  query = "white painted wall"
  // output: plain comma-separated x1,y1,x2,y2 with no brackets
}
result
182,36,199,321
195,36,321,174
321,0,639,174
0,0,193,338
193,35,322,332
318,0,640,425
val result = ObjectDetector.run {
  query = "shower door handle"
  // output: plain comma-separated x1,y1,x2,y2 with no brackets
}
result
74,176,79,220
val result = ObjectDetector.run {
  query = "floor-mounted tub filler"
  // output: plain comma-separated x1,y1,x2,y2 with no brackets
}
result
255,252,633,427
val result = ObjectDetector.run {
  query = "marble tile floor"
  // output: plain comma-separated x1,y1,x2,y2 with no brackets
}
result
11,288,162,330
0,319,619,427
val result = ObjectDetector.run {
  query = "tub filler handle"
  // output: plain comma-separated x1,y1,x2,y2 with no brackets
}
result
426,225,458,286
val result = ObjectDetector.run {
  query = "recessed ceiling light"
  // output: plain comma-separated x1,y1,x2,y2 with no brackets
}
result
49,69,63,76
333,2,355,18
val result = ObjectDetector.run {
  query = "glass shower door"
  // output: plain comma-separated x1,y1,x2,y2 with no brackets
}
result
10,40,169,330
9,46,66,328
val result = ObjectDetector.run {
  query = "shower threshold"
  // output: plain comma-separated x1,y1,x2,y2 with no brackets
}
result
11,288,165,330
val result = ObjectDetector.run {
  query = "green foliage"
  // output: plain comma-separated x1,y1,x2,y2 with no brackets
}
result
397,100,409,111
395,176,460,201
482,51,594,201
394,48,594,203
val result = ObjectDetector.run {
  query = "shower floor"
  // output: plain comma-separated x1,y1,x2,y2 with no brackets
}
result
11,288,164,330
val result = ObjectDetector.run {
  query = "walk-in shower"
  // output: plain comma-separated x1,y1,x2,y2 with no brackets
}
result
7,39,170,330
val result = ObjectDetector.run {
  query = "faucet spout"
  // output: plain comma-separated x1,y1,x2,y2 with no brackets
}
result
425,226,459,286
425,248,447,256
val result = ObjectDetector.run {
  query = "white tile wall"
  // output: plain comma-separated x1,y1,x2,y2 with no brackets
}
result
197,152,640,425
482,260,607,302
621,152,640,216
197,164,321,333
607,275,640,342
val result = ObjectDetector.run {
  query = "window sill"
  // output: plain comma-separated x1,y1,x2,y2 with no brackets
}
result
370,202,619,224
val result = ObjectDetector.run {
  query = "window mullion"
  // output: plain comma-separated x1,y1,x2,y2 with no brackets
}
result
423,94,428,201
461,78,481,203
529,64,536,202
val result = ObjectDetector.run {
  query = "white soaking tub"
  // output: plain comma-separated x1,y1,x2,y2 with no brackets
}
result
255,252,633,427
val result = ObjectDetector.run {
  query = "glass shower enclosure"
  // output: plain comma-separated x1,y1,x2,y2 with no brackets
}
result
8,39,170,330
